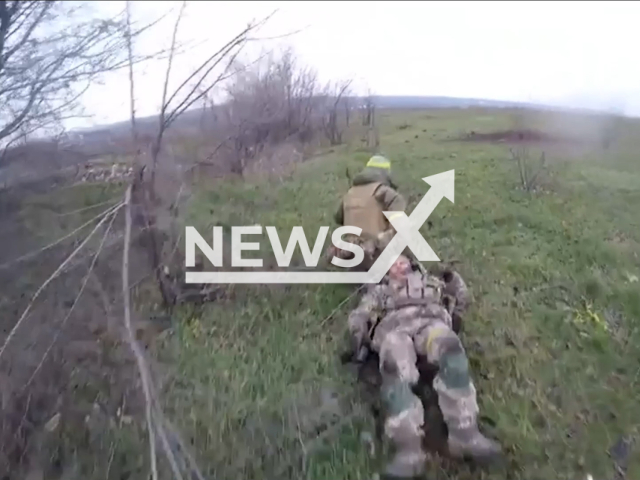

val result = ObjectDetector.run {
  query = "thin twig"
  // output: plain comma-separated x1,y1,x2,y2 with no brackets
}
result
22,204,122,390
317,285,365,329
0,202,122,271
160,418,206,480
293,402,308,472
121,185,158,480
56,197,121,217
122,186,185,480
0,201,124,362
274,405,366,478
125,0,138,146
159,1,187,129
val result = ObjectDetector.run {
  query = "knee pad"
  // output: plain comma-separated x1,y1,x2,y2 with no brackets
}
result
381,378,418,418
439,350,470,389
424,327,460,357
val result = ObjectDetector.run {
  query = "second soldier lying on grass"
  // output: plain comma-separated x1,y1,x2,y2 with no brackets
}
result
345,254,502,478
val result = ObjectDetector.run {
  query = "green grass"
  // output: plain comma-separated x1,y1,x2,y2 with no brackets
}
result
157,108,640,480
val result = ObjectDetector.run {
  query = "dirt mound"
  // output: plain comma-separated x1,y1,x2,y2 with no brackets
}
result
460,129,581,145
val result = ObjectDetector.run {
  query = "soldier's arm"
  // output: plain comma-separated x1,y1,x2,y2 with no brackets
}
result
334,200,344,225
442,271,470,311
347,285,385,345
439,270,471,333
373,185,409,253
374,184,407,216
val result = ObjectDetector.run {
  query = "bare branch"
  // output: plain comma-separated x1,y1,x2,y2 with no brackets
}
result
122,185,186,480
149,0,187,188
158,1,187,130
0,201,124,271
125,0,138,146
321,79,354,146
0,201,124,362
22,204,121,390
121,185,159,480
0,1,167,145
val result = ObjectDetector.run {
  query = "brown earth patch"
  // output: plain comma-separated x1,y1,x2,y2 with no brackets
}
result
457,129,586,146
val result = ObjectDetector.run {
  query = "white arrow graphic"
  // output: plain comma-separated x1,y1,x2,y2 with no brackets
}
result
185,169,455,284
365,169,455,283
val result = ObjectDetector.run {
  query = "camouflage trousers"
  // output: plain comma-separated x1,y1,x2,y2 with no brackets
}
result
372,308,479,455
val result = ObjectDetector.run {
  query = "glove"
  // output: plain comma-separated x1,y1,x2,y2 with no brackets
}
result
342,312,370,363
340,331,366,364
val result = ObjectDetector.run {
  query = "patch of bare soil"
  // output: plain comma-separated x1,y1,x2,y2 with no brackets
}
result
0,181,154,479
457,129,585,146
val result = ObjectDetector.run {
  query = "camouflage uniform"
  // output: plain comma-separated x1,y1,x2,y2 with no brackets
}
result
329,233,379,271
329,229,398,271
347,269,501,477
330,155,407,270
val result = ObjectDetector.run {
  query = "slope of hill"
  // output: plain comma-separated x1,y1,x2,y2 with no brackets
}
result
154,108,640,480
69,95,574,137
2,106,639,479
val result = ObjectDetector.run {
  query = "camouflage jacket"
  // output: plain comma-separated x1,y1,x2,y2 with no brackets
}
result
347,269,470,343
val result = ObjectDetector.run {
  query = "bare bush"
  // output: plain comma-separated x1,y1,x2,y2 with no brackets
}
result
506,107,547,192
321,79,353,146
206,47,356,178
361,91,379,151
509,145,547,192
218,48,323,176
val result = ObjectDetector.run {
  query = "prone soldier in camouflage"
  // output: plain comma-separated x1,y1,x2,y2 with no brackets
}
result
329,155,407,270
347,255,502,478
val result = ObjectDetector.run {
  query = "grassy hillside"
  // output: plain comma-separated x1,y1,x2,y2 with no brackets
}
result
156,108,640,480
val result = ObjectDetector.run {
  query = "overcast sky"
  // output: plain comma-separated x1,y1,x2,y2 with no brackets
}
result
74,1,640,129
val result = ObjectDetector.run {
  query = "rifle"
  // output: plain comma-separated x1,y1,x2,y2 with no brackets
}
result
405,249,428,276
353,308,383,365
356,344,370,363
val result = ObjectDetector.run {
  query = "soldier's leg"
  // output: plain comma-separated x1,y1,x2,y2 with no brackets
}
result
357,236,381,271
325,234,359,270
378,331,427,478
413,319,501,462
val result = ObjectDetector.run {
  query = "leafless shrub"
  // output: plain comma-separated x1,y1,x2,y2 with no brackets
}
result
320,79,353,146
505,107,547,192
220,48,314,175
215,47,349,177
509,145,547,192
361,91,379,151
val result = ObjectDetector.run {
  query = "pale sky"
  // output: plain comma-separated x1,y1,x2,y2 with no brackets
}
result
74,1,640,129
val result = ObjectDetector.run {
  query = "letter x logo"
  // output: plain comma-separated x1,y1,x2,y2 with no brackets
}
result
366,170,455,282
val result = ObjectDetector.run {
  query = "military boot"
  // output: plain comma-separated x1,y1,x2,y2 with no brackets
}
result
384,434,427,479
380,379,427,479
447,425,502,464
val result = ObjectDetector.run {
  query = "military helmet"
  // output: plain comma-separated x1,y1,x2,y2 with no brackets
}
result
366,155,391,170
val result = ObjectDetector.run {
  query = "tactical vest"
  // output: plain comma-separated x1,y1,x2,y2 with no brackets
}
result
342,182,389,238
384,273,446,311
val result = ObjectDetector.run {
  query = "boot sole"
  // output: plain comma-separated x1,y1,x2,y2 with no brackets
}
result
381,471,425,480
448,449,504,467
